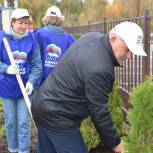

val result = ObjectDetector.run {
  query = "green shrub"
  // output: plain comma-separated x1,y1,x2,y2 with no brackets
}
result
73,32,82,39
80,117,100,151
108,82,125,136
0,98,5,139
80,81,125,151
0,99,3,111
125,76,153,153
0,125,5,138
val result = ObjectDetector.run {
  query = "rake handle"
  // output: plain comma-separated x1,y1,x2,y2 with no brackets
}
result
3,37,37,132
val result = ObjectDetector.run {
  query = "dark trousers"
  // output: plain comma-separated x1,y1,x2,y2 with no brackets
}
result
37,125,88,153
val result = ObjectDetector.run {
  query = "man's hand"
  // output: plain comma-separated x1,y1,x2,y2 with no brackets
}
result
112,143,124,153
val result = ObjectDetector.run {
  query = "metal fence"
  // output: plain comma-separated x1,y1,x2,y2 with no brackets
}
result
65,10,153,109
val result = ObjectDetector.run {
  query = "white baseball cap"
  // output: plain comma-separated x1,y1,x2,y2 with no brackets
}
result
11,8,30,19
111,21,147,56
43,6,64,19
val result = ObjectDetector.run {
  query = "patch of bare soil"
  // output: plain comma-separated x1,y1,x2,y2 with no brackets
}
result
89,144,114,153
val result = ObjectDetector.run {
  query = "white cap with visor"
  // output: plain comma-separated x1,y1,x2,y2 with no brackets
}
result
11,8,30,20
43,6,64,20
111,21,147,56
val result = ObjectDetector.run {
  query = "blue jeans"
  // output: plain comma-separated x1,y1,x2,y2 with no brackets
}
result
2,97,31,153
37,125,88,153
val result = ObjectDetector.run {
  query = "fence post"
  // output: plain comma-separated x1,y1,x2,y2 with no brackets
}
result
104,17,107,34
0,7,2,30
143,9,150,77
88,20,91,33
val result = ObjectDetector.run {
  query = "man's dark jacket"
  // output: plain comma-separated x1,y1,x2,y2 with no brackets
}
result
31,32,121,149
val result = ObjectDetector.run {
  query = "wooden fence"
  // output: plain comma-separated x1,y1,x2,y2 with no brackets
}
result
65,10,153,110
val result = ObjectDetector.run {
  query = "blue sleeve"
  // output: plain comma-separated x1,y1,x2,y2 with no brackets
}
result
28,44,42,85
0,61,8,73
33,29,39,40
33,29,44,60
0,31,8,73
68,34,76,47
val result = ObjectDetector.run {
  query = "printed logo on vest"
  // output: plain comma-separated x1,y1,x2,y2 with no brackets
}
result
45,44,62,68
13,51,27,74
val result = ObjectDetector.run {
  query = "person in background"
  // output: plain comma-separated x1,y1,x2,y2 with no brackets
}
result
34,5,75,85
0,8,42,153
27,16,34,32
31,21,147,153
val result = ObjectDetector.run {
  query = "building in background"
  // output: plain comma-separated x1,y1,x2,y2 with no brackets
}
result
0,0,14,30
4,0,18,8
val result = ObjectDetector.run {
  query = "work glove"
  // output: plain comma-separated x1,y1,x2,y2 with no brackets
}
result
6,64,19,75
26,82,33,95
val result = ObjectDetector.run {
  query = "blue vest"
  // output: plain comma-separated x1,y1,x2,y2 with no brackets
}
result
0,31,37,98
35,28,75,84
